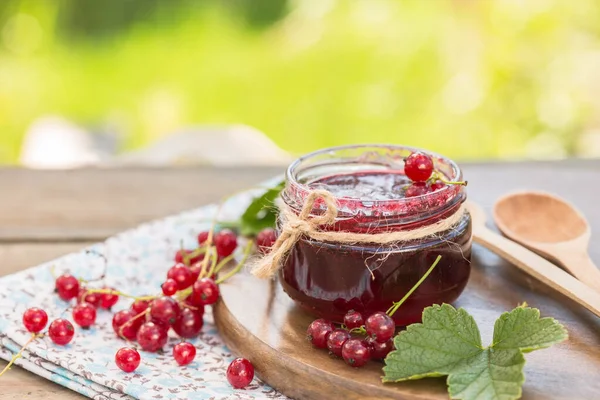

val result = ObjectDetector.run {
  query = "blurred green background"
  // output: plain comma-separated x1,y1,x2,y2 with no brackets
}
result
2,0,600,165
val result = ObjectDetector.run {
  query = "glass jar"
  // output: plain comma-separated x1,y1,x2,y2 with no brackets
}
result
278,144,471,326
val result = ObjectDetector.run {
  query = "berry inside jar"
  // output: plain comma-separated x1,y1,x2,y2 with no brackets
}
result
279,145,472,326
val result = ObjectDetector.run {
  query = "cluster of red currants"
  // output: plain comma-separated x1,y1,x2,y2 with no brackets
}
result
403,151,466,197
306,310,396,368
15,226,280,388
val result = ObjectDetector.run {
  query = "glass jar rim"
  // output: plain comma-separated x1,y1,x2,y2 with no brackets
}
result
282,144,466,229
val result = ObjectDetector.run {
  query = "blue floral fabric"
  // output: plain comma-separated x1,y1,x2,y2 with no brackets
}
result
0,192,288,400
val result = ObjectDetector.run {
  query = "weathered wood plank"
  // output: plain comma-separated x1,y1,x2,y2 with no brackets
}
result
0,365,85,399
0,166,282,242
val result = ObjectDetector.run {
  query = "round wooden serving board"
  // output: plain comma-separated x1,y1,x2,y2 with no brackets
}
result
214,244,600,400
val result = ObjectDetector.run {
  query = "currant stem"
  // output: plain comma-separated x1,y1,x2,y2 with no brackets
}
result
386,255,442,317
84,288,155,302
118,309,149,340
348,326,367,335
0,333,40,378
203,247,219,279
82,250,108,283
213,253,236,275
432,171,467,186
215,242,253,285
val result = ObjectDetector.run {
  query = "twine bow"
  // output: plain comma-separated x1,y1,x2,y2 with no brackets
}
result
250,189,467,279
251,190,337,279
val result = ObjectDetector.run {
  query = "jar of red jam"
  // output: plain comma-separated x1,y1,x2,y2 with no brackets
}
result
278,144,471,326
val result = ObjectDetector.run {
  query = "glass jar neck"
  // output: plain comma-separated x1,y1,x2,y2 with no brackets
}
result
281,144,466,233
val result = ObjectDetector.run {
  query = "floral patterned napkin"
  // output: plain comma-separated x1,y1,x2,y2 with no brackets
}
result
0,191,289,400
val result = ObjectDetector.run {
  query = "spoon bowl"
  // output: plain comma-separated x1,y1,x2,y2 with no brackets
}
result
493,191,600,292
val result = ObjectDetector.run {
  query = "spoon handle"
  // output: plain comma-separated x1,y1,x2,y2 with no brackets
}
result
473,227,600,318
559,253,600,294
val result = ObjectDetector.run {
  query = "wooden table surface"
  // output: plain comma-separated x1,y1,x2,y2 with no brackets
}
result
1,161,599,399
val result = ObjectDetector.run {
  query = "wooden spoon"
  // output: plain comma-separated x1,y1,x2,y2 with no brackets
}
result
466,201,600,317
493,191,600,292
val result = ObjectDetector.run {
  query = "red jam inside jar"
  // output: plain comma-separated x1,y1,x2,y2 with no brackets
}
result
278,145,472,326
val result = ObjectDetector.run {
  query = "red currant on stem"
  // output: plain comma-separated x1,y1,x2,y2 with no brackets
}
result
327,329,351,357
115,347,141,373
192,278,220,306
365,312,395,343
112,309,145,340
161,279,178,296
404,152,434,182
214,229,238,257
77,288,101,308
342,339,371,368
172,307,204,339
23,307,48,333
100,287,119,309
137,321,168,352
368,338,395,360
150,297,181,325
227,358,254,389
173,342,196,366
167,264,195,290
72,302,97,329
55,274,80,301
306,319,334,349
131,299,150,314
197,231,210,246
1,311,44,377
343,310,364,330
48,319,75,346
256,228,277,254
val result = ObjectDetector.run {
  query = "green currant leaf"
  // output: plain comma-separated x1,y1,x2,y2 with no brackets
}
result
238,181,284,237
382,304,568,400
492,306,568,353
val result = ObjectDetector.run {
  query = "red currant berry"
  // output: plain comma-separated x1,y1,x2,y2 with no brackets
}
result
197,231,210,246
150,297,181,325
131,299,150,315
306,319,334,349
55,274,80,301
112,309,143,340
404,152,434,182
226,358,254,389
343,310,364,330
430,181,446,192
72,302,97,329
115,347,141,373
192,278,220,306
368,338,395,360
182,294,205,314
22,307,48,333
214,229,237,258
404,182,430,198
365,311,395,343
48,319,75,346
173,342,196,366
161,279,178,296
175,249,204,265
172,308,204,339
100,287,119,309
342,339,371,367
256,228,277,254
137,321,168,352
326,329,351,357
167,264,195,290
77,288,101,308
